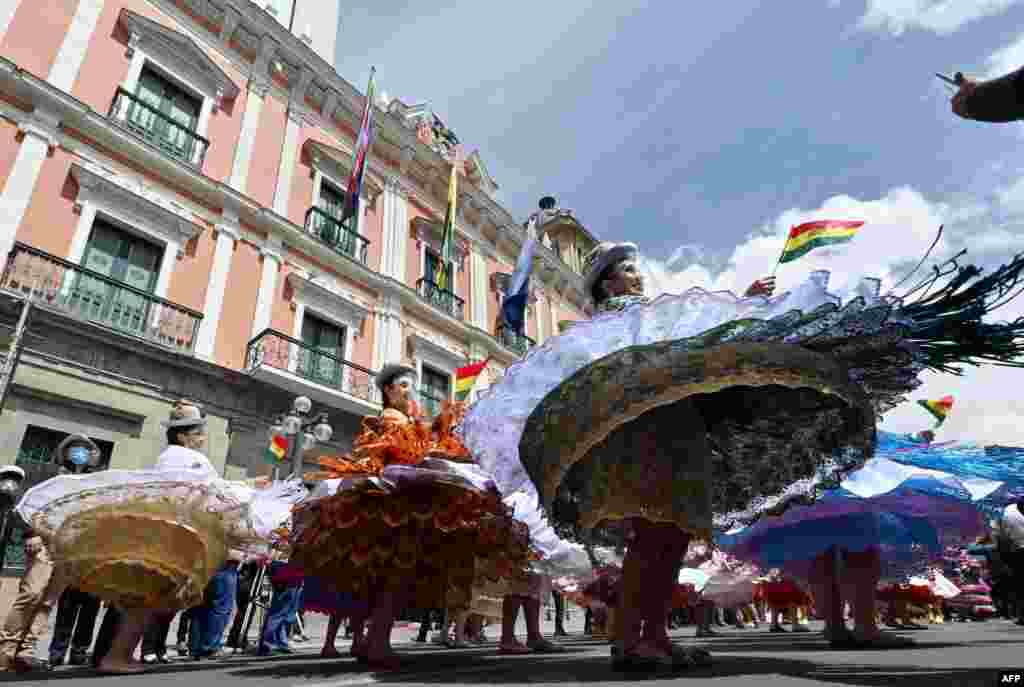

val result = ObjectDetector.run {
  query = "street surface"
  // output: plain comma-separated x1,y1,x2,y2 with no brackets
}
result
5,614,1024,686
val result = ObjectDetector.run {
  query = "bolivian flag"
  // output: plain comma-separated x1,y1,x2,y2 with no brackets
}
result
265,433,289,465
778,220,864,264
917,395,954,428
455,357,489,402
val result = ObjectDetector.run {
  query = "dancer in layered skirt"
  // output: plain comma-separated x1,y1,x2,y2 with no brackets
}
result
461,239,1024,670
15,401,304,674
289,364,531,669
720,456,997,646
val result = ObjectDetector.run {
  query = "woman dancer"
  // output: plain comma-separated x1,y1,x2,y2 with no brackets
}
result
290,364,530,669
17,401,302,674
462,239,1024,669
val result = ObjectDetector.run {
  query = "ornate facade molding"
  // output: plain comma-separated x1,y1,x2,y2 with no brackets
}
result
305,140,384,200
407,331,465,375
286,272,371,330
118,9,240,103
70,163,203,246
411,217,468,266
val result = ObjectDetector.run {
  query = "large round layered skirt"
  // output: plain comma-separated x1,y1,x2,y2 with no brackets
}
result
16,469,303,610
462,254,1024,539
718,458,996,583
290,458,530,609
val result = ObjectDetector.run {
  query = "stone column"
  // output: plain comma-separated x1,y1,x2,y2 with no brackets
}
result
250,240,283,339
194,212,240,360
372,294,404,372
470,250,489,331
0,115,58,262
535,290,547,344
47,0,104,93
380,176,409,281
272,105,305,217
229,78,270,193
0,1,22,46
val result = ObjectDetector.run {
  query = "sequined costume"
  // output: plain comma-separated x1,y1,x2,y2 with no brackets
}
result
461,246,1024,542
719,457,998,583
289,401,531,610
15,446,304,611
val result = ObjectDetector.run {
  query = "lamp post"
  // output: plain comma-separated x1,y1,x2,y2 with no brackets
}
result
268,395,333,480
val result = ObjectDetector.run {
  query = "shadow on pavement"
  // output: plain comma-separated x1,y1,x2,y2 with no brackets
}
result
230,651,1007,686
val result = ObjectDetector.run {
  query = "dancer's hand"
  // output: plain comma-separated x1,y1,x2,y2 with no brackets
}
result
745,276,776,298
951,76,978,119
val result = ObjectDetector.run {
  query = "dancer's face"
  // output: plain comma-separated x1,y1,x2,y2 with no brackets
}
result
182,426,207,452
384,375,416,415
603,260,644,298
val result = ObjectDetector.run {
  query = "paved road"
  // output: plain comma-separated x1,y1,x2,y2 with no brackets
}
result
5,619,1024,687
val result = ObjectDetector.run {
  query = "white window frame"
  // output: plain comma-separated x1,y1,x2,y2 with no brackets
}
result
310,170,368,244
115,11,240,167
408,332,463,405
67,163,202,326
117,57,211,167
286,272,369,397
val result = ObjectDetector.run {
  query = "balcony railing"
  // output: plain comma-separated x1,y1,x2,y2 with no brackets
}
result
245,329,379,405
418,388,448,419
108,88,210,168
496,326,536,356
304,207,370,264
416,278,465,320
1,243,202,353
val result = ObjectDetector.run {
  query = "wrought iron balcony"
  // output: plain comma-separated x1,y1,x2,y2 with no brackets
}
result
304,207,370,264
108,88,210,168
496,326,536,356
418,388,448,419
245,329,378,405
1,243,202,353
416,278,465,320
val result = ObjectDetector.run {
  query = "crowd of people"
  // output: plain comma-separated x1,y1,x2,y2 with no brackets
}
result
0,64,1021,677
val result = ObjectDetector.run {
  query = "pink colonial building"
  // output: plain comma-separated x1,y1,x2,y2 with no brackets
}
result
0,0,597,567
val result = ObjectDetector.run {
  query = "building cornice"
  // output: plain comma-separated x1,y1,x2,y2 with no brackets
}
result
0,55,586,316
138,0,590,308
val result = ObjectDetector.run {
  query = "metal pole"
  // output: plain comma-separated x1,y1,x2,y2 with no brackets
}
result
290,419,303,480
0,299,31,411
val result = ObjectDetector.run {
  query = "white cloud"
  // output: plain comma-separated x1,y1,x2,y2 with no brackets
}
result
641,185,1024,444
985,31,1024,79
854,0,1019,36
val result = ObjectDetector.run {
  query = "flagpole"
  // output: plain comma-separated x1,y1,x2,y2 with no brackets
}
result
770,229,790,278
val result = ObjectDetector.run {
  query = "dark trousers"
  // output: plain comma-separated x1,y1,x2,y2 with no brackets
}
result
177,607,195,646
226,564,258,649
90,606,122,668
190,565,239,657
552,591,566,635
48,587,100,663
140,611,175,658
259,584,300,652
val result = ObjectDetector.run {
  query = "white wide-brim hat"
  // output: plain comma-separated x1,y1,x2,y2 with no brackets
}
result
162,400,207,429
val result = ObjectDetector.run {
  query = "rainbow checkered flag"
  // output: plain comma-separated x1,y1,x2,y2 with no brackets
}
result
265,433,289,465
917,395,954,428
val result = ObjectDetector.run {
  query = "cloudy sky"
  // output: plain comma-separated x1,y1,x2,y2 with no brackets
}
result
334,1,1024,444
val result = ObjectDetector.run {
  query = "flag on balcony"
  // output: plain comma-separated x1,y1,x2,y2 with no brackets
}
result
265,433,289,465
455,356,490,401
341,67,377,225
437,158,459,290
500,216,539,335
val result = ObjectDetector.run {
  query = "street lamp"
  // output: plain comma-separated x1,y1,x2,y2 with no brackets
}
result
275,396,333,479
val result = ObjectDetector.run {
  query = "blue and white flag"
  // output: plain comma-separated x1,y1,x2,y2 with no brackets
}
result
500,217,539,335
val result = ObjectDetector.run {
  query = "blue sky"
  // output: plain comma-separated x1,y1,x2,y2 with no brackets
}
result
334,1,1024,444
